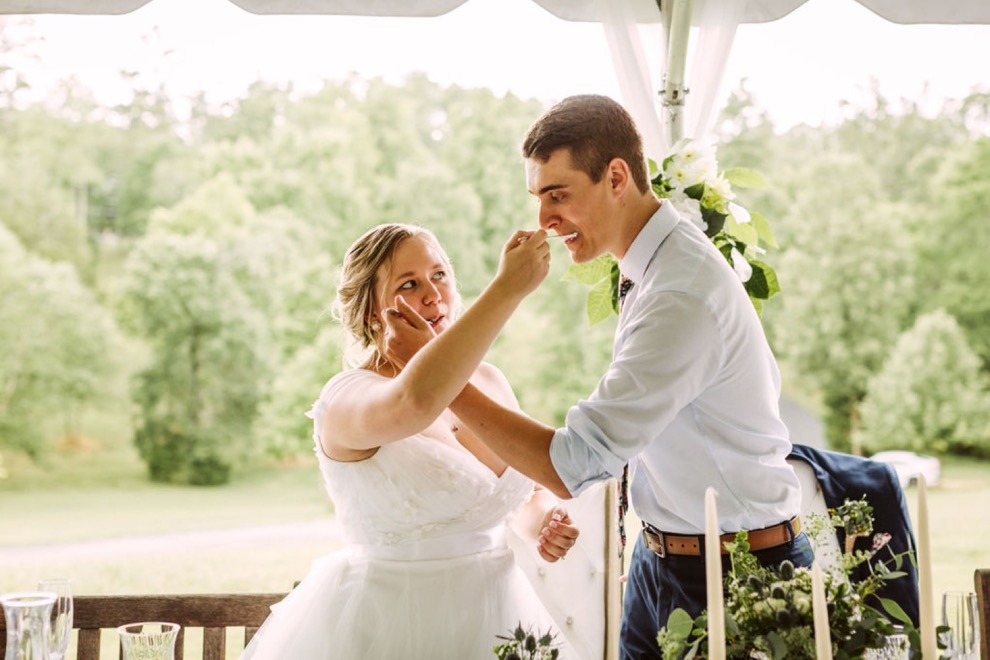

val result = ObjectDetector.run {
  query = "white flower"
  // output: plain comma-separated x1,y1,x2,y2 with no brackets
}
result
665,164,694,192
663,139,718,193
729,201,750,224
671,196,706,231
710,173,734,197
730,247,753,283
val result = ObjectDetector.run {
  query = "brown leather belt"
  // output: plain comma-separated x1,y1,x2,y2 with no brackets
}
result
642,517,801,558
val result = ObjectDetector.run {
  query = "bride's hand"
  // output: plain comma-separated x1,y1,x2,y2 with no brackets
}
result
536,505,580,563
382,295,436,370
492,229,550,298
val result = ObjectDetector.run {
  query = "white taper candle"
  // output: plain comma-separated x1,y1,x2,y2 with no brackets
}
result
917,474,936,659
811,560,833,659
704,486,726,659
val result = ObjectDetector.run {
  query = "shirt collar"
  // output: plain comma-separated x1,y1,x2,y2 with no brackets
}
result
618,200,679,284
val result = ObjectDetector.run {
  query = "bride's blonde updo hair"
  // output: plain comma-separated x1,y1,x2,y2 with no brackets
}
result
333,223,459,367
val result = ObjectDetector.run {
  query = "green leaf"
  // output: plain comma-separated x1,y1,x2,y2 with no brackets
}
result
877,598,913,626
562,254,615,285
723,167,769,189
702,207,727,236
726,215,759,246
746,263,770,300
750,211,778,248
766,631,788,659
880,570,908,581
586,278,617,325
684,181,706,200
665,608,696,639
748,260,780,299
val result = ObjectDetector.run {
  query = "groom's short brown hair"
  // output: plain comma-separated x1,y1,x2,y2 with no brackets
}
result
521,94,650,194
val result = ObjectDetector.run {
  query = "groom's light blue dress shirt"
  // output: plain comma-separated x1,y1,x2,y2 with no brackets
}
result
549,201,801,535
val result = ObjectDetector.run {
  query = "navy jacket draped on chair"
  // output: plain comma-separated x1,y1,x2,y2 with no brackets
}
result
788,443,921,627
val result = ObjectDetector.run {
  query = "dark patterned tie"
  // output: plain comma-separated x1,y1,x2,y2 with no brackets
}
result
617,275,634,560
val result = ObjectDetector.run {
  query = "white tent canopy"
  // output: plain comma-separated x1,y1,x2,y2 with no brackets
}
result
5,0,990,23
7,0,990,156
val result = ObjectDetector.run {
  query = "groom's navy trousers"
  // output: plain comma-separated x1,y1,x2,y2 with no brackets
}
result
618,524,814,660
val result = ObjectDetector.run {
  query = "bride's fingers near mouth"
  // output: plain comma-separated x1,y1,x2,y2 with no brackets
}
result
387,298,423,329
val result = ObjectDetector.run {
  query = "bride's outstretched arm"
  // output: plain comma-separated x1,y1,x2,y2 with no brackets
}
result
326,230,549,450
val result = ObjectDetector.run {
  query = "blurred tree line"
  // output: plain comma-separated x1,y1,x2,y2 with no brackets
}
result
1,23,988,484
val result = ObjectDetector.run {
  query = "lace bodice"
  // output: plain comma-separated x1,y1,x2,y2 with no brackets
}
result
308,369,534,552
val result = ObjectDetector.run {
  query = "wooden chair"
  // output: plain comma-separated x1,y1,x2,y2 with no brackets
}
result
976,569,990,660
1,592,287,660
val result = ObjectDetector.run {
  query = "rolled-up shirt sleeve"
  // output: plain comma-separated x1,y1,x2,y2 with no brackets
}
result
549,413,627,496
549,289,721,497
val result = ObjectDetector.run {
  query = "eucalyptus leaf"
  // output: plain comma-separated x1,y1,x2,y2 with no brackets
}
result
877,597,913,626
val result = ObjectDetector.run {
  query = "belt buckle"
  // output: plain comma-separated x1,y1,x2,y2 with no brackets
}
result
643,525,666,559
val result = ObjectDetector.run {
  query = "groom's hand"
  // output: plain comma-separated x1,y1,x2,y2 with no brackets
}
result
536,505,580,563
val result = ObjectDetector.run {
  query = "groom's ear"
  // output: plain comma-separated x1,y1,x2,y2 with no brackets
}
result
605,158,632,197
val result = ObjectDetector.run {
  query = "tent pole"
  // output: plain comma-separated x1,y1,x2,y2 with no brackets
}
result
661,0,692,145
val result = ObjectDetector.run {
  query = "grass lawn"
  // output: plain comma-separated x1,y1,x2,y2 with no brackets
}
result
905,455,990,594
2,442,989,657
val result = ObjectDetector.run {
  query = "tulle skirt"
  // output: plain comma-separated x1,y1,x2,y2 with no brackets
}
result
240,545,574,660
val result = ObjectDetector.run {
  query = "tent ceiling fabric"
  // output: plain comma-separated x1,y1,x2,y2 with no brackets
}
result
4,0,990,24
3,0,150,14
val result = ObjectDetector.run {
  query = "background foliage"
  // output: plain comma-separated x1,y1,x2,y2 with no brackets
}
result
1,20,989,484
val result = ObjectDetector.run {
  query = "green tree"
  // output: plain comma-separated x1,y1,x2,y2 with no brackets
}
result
0,225,124,460
120,232,270,484
857,310,990,456
919,136,990,369
774,154,916,452
118,178,279,483
434,85,547,283
255,325,343,458
0,106,93,271
831,81,968,206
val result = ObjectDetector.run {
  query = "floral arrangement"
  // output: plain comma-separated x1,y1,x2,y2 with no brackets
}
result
492,623,561,660
564,139,780,325
655,497,920,659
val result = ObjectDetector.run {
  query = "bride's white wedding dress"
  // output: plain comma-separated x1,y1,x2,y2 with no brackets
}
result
241,370,574,660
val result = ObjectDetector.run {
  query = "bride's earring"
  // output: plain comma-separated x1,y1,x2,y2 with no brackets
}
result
370,320,382,333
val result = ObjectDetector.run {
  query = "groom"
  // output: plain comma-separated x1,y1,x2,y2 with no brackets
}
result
390,94,813,659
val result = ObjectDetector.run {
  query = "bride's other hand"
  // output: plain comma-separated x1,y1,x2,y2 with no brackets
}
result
536,505,580,563
383,295,436,370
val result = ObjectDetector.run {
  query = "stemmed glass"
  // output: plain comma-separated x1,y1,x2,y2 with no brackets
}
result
36,579,72,660
940,590,979,659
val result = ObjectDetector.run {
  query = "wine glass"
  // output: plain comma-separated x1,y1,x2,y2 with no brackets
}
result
36,579,72,660
940,590,979,660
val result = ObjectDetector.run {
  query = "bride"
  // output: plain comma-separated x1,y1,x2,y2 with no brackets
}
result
241,223,579,659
